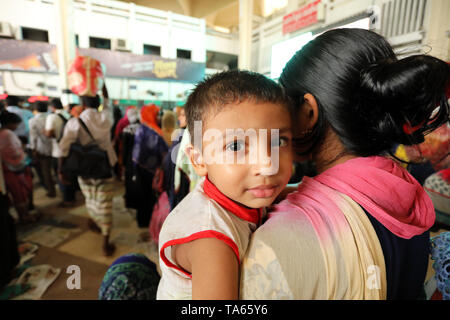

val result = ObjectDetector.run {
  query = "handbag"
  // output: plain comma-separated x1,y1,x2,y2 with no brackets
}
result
61,118,112,180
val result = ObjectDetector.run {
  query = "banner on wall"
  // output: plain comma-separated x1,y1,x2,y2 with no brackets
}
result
0,39,59,73
78,48,205,82
0,39,205,83
283,0,323,35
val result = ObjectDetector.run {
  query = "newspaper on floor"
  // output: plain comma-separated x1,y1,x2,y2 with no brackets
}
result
20,225,82,248
11,265,61,300
18,242,39,266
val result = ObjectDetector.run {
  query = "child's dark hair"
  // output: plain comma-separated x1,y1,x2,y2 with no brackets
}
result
185,70,292,141
279,28,449,157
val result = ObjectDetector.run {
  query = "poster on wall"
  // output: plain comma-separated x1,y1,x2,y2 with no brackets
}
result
0,39,205,83
78,48,205,83
0,39,59,73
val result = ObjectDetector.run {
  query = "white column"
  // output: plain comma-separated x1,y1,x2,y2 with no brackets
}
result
55,0,76,103
238,0,253,70
128,3,141,54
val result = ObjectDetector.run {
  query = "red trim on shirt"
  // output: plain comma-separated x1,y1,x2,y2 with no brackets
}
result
159,230,241,279
203,176,262,225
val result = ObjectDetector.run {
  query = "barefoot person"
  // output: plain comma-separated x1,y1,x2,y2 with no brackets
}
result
58,87,117,256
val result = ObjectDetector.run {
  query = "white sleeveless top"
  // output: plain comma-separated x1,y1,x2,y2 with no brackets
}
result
157,177,263,300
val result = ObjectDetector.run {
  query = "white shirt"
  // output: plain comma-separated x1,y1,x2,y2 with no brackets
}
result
29,112,53,156
157,178,261,300
45,110,69,158
59,107,117,167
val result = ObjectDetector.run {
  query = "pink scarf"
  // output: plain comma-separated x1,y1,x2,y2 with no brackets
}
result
313,156,435,239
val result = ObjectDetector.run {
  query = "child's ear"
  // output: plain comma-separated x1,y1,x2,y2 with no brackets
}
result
185,144,208,177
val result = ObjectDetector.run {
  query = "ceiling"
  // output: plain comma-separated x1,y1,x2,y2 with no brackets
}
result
118,0,287,31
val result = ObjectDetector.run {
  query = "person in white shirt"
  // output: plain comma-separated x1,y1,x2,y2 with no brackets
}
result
58,86,117,256
44,98,74,206
29,101,55,197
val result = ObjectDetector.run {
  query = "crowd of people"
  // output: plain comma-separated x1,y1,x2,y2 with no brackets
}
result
0,28,449,300
0,85,194,278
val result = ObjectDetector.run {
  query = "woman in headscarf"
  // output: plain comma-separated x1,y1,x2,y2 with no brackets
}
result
121,107,141,211
113,106,136,181
132,104,168,227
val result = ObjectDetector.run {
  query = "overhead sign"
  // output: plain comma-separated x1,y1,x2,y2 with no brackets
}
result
283,0,322,35
0,39,58,73
78,48,205,83
0,39,205,83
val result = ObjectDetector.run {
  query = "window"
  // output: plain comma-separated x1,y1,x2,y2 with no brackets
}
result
177,49,191,60
144,44,161,56
206,51,238,70
75,34,79,48
21,27,49,42
89,37,111,50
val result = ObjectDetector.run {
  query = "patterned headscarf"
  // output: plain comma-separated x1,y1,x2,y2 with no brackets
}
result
98,253,160,300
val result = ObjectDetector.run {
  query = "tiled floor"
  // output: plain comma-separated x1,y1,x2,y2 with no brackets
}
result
7,178,449,300
11,179,160,300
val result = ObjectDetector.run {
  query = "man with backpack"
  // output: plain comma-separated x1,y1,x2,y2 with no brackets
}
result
45,98,74,206
58,86,117,256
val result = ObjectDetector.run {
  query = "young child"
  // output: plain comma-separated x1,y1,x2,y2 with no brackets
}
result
157,70,293,300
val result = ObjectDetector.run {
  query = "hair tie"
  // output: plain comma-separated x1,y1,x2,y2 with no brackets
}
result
403,120,425,135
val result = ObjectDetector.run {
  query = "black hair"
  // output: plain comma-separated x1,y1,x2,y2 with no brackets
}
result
279,28,449,157
33,101,48,113
0,111,22,126
50,98,64,110
185,70,292,142
6,95,20,107
80,95,101,109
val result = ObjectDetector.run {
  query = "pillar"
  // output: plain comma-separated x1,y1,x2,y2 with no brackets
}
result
55,0,76,104
238,0,253,70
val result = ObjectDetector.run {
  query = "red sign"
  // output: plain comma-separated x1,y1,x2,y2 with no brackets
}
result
283,0,321,35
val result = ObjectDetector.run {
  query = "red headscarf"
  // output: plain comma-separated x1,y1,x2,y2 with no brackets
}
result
141,104,163,136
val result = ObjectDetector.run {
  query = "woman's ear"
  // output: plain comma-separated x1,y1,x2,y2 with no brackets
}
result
302,93,319,128
185,144,208,177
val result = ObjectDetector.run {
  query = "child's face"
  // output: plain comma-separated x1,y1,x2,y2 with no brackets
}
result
192,100,293,209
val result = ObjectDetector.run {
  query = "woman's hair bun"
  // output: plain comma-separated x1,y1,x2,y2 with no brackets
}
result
358,55,449,146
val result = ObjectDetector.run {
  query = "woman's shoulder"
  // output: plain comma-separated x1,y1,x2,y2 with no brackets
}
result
240,205,328,299
253,205,320,248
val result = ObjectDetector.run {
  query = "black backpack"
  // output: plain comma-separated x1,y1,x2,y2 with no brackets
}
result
61,118,112,180
56,113,68,142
